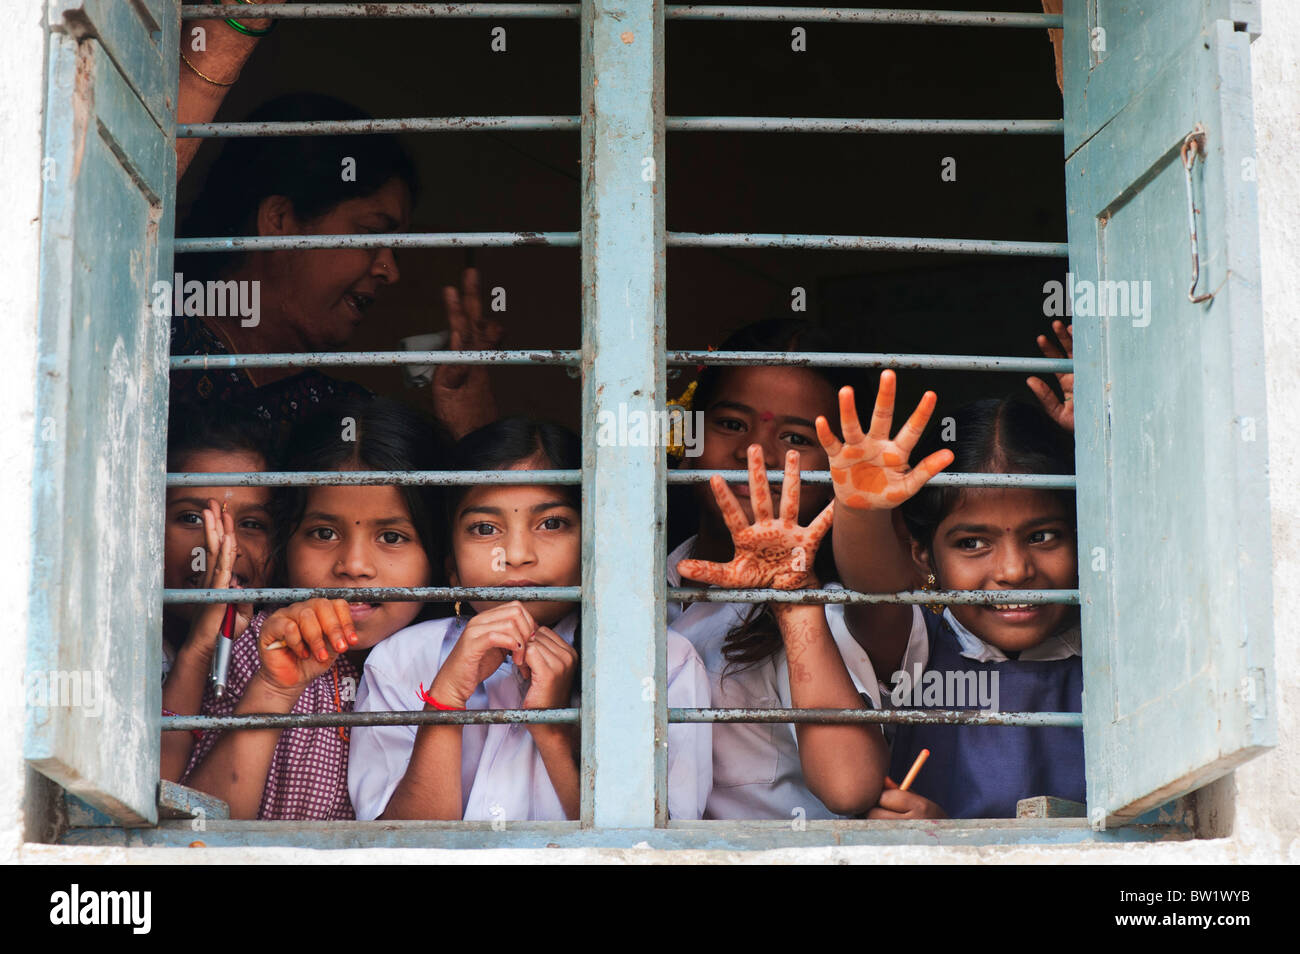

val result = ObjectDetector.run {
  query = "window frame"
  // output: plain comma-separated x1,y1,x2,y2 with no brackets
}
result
30,0,1269,850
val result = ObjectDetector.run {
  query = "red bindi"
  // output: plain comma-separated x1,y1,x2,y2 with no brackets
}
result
759,411,774,422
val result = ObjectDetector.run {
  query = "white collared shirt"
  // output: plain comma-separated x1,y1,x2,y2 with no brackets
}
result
667,535,890,820
349,611,713,822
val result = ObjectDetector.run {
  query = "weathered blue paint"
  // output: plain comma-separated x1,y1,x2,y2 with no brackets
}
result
28,1,179,827
165,584,1073,607
179,116,1059,140
179,117,581,138
669,117,1063,135
580,0,667,828
1064,2,1274,827
171,350,580,369
165,469,1072,489
157,780,229,821
184,3,1065,30
167,469,582,486
175,232,581,252
162,707,1080,732
669,350,1072,373
669,232,1068,256
672,709,1083,728
165,585,582,604
60,819,1185,851
666,7,1061,27
669,587,1079,606
169,349,1072,374
185,2,579,19
164,710,582,731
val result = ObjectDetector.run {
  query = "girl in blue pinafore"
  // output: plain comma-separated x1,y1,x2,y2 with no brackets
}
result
814,362,1083,819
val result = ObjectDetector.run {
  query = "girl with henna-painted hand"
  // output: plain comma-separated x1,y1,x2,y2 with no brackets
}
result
822,371,1084,820
678,445,890,816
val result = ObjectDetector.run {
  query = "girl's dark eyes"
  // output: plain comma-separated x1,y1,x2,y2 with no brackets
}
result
466,522,499,537
378,531,408,545
1029,529,1062,545
308,527,338,542
713,417,745,432
783,432,815,447
954,537,987,551
539,516,572,531
239,519,268,533
177,511,203,527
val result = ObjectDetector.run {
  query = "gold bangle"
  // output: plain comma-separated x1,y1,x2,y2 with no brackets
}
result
180,51,238,88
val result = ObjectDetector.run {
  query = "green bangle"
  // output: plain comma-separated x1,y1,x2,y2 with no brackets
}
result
224,0,276,37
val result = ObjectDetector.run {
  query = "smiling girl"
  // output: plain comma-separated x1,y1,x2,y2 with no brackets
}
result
349,418,712,822
160,402,274,781
180,396,448,820
668,318,892,819
820,373,1083,819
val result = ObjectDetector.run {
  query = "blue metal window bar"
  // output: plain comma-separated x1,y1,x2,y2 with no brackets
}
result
169,3,1075,832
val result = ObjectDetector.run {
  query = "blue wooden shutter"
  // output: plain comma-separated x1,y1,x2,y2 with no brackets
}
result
1064,1,1274,827
27,0,178,825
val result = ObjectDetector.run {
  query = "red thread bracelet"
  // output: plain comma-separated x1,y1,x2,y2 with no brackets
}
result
416,683,465,711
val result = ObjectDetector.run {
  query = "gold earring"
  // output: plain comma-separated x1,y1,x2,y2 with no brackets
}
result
921,573,945,615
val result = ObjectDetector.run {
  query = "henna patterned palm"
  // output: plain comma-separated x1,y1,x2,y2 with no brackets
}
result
814,371,954,511
678,445,834,591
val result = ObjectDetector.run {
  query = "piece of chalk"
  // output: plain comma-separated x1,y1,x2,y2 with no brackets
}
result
265,640,287,651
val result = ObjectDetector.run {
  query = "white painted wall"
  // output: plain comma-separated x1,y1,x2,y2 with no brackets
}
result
1,1,1295,863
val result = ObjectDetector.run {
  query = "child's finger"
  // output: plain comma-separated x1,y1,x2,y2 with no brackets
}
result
482,601,538,646
837,385,866,446
865,806,911,821
894,391,938,456
778,450,801,525
212,530,237,590
313,599,356,653
271,617,307,661
536,627,577,663
201,504,222,587
294,608,333,664
814,415,843,457
901,449,955,497
524,636,564,675
805,500,835,546
1053,319,1073,357
1036,333,1063,360
477,629,526,666
709,473,751,538
747,445,774,523
866,371,897,442
1026,376,1064,418
676,559,731,587
462,267,482,327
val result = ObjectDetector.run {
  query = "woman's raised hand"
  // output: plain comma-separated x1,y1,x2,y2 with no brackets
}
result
257,599,358,693
815,371,953,512
428,602,536,709
677,446,834,591
1026,320,1074,432
437,267,505,390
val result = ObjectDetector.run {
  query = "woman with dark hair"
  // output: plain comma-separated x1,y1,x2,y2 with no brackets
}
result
172,92,501,438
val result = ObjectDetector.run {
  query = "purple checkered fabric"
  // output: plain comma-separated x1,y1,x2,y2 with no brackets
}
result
183,610,359,820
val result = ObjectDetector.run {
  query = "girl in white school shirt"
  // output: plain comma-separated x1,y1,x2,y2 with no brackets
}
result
349,418,712,821
667,319,900,820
